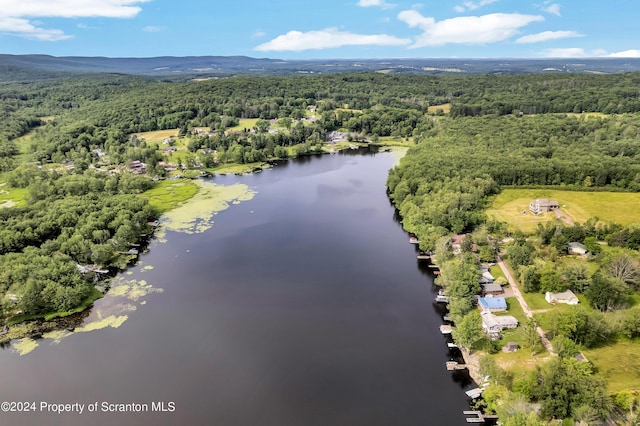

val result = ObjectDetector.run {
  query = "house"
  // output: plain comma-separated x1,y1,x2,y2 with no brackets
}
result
545,290,579,305
481,283,504,296
479,270,495,284
478,297,507,312
568,242,588,255
529,198,559,215
481,311,518,333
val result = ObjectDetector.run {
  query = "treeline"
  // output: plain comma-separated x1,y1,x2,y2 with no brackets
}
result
4,71,640,170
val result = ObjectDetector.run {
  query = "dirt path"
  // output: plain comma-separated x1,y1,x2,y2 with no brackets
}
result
554,209,574,226
496,255,555,354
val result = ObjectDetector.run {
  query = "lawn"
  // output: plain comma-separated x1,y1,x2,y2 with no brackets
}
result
427,103,451,114
583,339,640,393
486,188,640,232
226,118,260,132
142,180,199,213
0,184,29,208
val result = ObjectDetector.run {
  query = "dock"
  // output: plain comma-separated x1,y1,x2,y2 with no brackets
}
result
446,361,467,371
417,255,431,260
440,324,453,334
464,388,484,399
463,410,498,423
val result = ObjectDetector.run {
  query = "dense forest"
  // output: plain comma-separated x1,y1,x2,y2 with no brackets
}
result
3,67,640,422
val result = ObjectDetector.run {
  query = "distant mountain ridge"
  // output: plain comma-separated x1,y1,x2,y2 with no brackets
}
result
2,54,640,77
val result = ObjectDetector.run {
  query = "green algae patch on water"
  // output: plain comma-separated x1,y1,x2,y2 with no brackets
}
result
75,315,128,332
12,338,39,356
13,277,164,354
42,329,72,345
157,180,256,239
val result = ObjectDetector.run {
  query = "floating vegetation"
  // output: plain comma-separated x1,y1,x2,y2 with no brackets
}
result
12,338,39,356
140,265,154,272
75,315,128,332
42,330,71,345
156,180,256,240
10,277,162,355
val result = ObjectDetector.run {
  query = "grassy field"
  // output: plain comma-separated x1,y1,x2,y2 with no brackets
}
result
584,339,640,393
133,129,179,142
226,118,260,132
0,184,29,208
486,188,640,232
565,112,609,119
142,180,199,213
427,103,451,114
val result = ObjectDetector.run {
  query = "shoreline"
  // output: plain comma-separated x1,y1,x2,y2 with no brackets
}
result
0,144,408,347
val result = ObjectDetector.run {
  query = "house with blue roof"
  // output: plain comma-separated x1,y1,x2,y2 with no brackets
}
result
478,297,507,312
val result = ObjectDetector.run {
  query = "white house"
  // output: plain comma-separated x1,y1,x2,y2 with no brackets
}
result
545,290,579,305
481,311,518,333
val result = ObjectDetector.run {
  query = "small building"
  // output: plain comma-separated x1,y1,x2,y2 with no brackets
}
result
478,270,495,284
503,342,519,353
568,242,588,255
481,283,504,296
529,198,559,215
481,311,518,333
545,290,579,305
478,297,507,312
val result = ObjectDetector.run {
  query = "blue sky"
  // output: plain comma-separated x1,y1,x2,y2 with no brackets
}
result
1,0,639,59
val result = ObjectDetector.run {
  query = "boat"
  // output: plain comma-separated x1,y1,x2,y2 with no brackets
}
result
409,236,420,244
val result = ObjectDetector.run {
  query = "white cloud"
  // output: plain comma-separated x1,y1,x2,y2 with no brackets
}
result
609,50,640,58
543,3,561,16
0,0,149,41
542,48,640,58
252,30,266,39
515,30,583,44
142,25,161,33
397,10,544,47
357,0,395,9
455,0,499,13
0,17,72,41
254,27,411,52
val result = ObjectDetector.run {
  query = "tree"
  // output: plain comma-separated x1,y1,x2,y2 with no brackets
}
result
585,272,629,311
254,119,270,134
560,263,590,292
452,311,484,352
606,254,640,289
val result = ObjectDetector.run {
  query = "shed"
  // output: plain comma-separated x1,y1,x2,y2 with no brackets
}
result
503,342,519,353
568,242,588,255
478,297,507,312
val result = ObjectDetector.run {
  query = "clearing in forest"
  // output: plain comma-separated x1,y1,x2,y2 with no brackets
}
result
487,188,640,232
133,129,179,142
427,103,451,114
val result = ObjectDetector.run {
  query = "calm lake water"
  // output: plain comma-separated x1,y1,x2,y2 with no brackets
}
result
0,149,472,425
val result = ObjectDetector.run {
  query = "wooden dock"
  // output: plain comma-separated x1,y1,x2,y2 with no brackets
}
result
417,255,431,260
463,410,498,423
446,361,467,371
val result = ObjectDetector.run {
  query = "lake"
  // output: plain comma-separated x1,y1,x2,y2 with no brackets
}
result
0,149,473,425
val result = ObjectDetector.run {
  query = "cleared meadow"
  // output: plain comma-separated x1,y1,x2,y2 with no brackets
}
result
486,189,640,232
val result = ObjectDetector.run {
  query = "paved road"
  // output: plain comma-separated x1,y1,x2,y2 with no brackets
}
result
496,255,555,354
